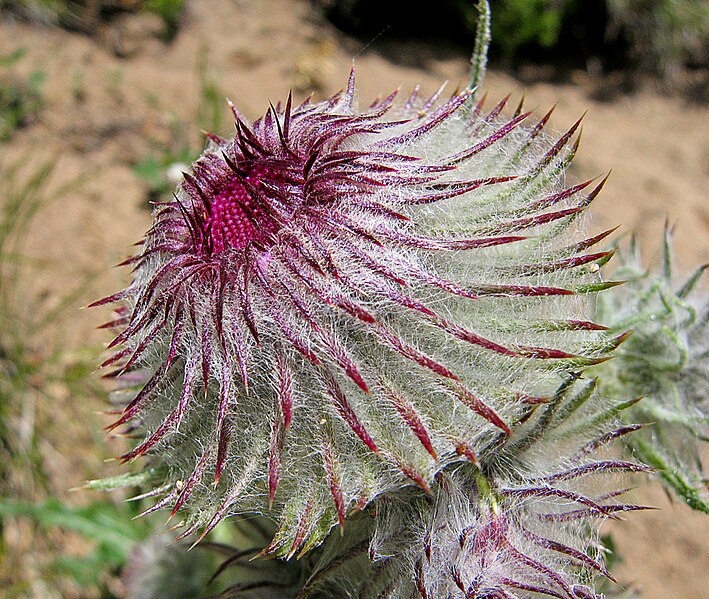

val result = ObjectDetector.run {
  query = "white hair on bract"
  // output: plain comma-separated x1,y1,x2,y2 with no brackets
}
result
94,70,625,564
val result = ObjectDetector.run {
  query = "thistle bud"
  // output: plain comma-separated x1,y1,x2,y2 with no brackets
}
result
94,69,620,554
593,229,709,512
300,379,649,598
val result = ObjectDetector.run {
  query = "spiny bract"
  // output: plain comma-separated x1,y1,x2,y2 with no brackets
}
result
251,379,648,598
354,381,650,599
593,231,709,512
94,69,622,555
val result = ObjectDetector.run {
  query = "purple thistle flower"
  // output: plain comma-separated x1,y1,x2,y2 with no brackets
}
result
94,69,621,554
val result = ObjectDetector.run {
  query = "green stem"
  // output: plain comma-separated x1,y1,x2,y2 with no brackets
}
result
469,0,491,100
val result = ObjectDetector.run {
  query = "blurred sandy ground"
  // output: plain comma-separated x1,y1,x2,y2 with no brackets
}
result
1,0,707,596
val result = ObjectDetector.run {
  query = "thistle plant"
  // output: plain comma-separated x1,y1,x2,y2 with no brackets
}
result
89,2,707,597
592,229,708,513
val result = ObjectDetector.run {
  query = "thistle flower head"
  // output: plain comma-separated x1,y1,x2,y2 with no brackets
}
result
593,229,709,511
95,68,622,554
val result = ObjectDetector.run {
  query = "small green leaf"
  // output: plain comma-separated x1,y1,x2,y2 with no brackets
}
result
0,48,26,67
631,436,709,514
575,280,625,294
84,468,160,491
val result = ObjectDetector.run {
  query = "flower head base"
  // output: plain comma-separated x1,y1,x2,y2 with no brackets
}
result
94,69,622,554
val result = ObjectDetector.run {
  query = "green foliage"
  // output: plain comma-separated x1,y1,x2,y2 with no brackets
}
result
489,0,571,62
1,0,188,40
607,0,709,80
0,160,55,499
0,158,86,344
320,0,707,79
0,498,151,588
0,0,63,24
0,496,230,597
0,158,114,595
0,160,80,479
0,48,45,142
195,50,226,138
488,0,708,77
593,230,709,512
144,0,187,42
0,0,104,30
132,142,196,204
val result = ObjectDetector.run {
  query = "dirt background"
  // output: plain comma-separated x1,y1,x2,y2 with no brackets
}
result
1,0,707,596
